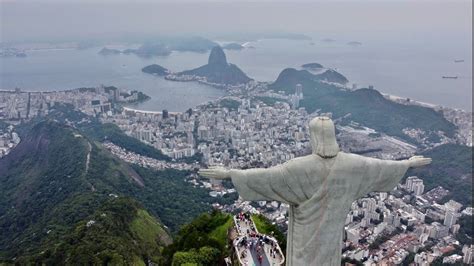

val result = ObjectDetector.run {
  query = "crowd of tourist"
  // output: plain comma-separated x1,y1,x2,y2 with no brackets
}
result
234,212,283,265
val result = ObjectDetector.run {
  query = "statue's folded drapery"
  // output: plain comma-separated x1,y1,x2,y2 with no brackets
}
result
231,152,409,266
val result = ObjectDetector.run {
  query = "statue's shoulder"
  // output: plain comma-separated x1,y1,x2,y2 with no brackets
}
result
283,154,319,168
335,152,369,163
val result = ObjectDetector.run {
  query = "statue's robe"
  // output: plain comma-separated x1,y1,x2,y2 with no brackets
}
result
231,152,409,266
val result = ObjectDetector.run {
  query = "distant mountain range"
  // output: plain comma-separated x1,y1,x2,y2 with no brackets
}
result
212,32,312,42
99,36,218,57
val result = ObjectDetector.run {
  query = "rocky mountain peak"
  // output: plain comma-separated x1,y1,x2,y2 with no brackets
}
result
208,46,227,66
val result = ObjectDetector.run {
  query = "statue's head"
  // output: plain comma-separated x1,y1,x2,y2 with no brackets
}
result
309,116,339,158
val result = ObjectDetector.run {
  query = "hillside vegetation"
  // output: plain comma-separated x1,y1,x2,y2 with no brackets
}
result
0,121,158,260
161,211,289,265
163,211,233,265
15,103,170,162
270,68,456,143
18,197,171,265
80,121,171,161
0,121,94,258
252,214,287,253
0,119,218,262
407,144,473,205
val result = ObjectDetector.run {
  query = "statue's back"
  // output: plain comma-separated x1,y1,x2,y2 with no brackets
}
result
281,154,338,204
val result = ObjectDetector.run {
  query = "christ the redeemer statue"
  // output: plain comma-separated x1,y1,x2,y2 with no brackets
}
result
199,117,431,266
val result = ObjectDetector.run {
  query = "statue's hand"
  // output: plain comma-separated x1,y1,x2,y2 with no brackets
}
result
198,166,231,180
407,156,432,168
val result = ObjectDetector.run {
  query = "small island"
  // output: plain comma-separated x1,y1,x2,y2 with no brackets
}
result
98,37,219,57
98,47,122,55
321,38,336,43
0,47,27,58
347,41,362,47
141,64,170,76
131,43,171,57
301,63,324,70
99,44,171,57
222,43,245,50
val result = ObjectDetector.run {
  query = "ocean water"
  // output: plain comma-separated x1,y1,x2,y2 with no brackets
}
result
0,48,225,112
223,36,472,111
0,35,471,111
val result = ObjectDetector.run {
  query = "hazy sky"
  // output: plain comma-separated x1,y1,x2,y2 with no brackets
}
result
0,0,472,43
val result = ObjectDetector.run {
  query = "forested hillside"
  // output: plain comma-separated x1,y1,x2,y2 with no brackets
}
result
407,144,473,205
0,119,218,263
15,197,171,265
270,68,456,143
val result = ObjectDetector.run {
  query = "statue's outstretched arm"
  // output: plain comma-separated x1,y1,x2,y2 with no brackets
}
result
198,166,233,179
198,166,277,180
358,155,432,197
199,165,292,203
404,155,432,168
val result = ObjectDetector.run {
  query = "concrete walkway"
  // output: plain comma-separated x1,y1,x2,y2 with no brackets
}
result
233,213,284,266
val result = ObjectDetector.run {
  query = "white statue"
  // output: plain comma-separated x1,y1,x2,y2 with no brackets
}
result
199,117,431,266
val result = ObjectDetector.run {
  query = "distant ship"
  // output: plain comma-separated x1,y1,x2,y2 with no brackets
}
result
454,59,464,63
442,76,458,79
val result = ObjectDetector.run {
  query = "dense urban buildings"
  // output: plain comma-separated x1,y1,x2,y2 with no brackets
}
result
0,81,472,264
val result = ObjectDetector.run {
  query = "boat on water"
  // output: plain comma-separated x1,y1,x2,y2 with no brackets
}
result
442,76,458,79
454,59,464,63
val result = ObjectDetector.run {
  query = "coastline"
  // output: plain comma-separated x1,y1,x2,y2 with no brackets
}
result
122,106,182,115
1,80,472,148
2,81,471,114
381,92,471,113
382,93,439,109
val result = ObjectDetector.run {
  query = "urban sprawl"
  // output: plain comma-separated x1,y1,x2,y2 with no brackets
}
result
0,81,472,265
